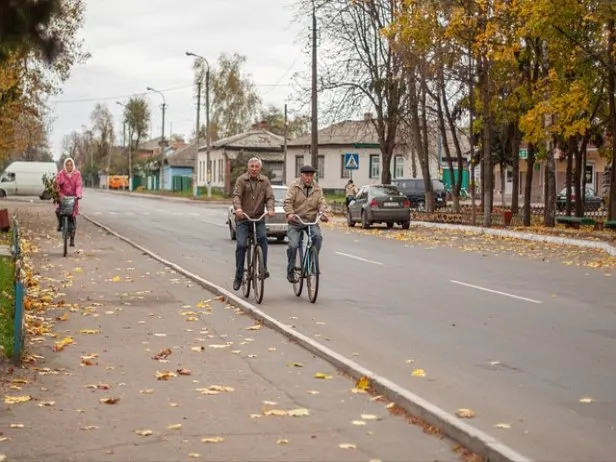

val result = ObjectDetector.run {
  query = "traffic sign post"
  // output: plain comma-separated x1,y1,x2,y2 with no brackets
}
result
344,153,359,170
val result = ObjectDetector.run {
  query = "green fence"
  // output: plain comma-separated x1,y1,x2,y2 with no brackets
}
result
10,216,26,365
172,176,193,192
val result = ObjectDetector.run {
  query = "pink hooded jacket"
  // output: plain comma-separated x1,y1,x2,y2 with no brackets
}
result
55,158,83,217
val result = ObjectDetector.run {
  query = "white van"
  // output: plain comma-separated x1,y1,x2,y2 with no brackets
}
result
0,161,58,199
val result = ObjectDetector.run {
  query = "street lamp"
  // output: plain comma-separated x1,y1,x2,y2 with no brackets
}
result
186,51,211,198
116,101,133,191
146,86,167,191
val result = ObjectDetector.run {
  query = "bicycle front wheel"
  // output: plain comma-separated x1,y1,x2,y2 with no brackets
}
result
253,245,265,304
242,244,252,298
306,246,319,303
62,216,69,257
292,247,303,297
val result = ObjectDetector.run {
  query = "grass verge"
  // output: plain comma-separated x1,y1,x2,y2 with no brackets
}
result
0,253,15,358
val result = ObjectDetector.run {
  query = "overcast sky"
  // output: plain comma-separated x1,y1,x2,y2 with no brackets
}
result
48,0,310,159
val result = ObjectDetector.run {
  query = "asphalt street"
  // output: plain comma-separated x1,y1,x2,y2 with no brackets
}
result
76,189,616,460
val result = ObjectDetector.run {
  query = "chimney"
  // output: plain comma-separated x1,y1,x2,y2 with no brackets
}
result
363,112,373,121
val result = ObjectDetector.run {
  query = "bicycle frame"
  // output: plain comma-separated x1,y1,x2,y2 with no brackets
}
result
291,213,324,303
237,211,267,304
59,196,78,257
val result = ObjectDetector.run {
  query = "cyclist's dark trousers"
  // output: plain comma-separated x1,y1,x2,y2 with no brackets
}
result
56,211,76,236
235,219,268,281
286,223,322,275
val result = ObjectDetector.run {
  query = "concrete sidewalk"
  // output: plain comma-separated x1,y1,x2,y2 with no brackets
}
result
0,209,462,462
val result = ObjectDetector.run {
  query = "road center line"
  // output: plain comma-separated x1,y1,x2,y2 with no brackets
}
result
450,280,542,304
335,251,384,266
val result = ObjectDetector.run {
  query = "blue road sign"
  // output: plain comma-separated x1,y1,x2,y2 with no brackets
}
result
344,153,359,170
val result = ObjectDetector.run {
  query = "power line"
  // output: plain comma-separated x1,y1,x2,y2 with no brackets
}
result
261,52,304,98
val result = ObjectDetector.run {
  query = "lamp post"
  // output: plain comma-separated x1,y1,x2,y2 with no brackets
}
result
146,86,167,191
116,101,133,191
186,51,211,198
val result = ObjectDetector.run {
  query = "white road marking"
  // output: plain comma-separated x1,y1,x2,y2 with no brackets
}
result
335,251,383,266
201,219,226,228
450,280,542,304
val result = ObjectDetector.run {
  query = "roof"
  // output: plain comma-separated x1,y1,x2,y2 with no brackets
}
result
287,119,380,147
167,142,196,168
137,137,164,151
208,129,284,151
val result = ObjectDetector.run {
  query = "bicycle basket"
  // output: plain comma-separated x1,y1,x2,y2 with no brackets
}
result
59,197,76,215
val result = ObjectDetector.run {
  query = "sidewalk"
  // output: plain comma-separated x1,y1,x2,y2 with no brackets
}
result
0,207,462,462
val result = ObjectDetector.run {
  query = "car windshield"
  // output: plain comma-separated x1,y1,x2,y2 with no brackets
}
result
370,185,401,197
273,188,287,204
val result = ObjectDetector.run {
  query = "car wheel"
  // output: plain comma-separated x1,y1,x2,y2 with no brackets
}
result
0,190,6,199
277,235,285,242
41,191,51,200
347,211,355,227
361,211,370,229
401,221,410,230
386,222,394,229
229,222,236,240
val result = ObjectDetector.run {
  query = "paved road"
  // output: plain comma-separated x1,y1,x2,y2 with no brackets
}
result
80,190,615,460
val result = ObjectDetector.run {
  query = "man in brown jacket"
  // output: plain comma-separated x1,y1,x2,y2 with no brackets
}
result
232,157,275,291
283,165,329,283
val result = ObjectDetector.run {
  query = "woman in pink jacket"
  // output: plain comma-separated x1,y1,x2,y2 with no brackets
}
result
54,157,83,246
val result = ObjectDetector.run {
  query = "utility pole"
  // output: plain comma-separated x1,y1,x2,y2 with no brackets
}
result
160,101,166,191
205,67,211,197
310,0,318,172
283,103,288,185
193,79,202,197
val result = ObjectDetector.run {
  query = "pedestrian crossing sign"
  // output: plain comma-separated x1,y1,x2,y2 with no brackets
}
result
344,153,359,170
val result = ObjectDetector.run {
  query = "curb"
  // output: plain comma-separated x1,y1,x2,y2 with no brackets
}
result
410,221,616,257
82,213,531,462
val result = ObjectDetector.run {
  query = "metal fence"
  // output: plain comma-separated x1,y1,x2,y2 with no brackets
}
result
10,215,26,365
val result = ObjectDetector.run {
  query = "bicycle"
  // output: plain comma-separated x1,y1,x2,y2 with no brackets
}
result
290,213,324,304
238,211,268,304
58,196,78,257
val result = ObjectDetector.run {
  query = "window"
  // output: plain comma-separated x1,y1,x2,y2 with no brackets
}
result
369,154,380,179
317,155,325,179
295,155,304,177
340,155,351,179
393,155,404,179
218,159,223,184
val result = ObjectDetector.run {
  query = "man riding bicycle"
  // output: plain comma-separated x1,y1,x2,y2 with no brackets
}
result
283,165,329,283
232,157,275,291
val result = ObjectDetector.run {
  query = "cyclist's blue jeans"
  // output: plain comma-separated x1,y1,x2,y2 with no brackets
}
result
286,223,322,275
235,219,268,281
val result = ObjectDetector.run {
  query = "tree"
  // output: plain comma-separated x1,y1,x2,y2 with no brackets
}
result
194,52,261,139
90,103,115,170
258,105,310,138
122,97,150,153
306,0,407,185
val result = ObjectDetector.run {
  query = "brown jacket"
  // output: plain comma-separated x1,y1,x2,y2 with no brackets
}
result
283,178,326,222
232,173,274,219
345,182,358,197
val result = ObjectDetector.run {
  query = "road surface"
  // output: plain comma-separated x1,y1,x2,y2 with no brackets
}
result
80,190,616,460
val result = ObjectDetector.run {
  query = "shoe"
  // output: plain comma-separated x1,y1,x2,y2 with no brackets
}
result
233,279,241,291
69,238,75,247
263,271,270,279
287,271,297,284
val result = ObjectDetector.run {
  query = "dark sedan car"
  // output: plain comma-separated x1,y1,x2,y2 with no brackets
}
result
556,187,603,212
392,178,447,210
347,184,411,229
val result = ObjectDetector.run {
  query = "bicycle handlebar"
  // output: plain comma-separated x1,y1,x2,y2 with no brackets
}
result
238,211,268,222
291,212,324,226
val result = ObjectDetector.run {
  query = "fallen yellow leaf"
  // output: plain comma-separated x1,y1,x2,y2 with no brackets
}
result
188,453,201,459
99,397,120,405
81,426,99,431
135,429,153,436
264,409,288,416
4,395,31,404
314,372,332,380
38,401,55,407
361,414,380,421
339,443,357,449
112,276,121,282
201,437,224,443
456,408,476,419
287,362,303,368
277,439,289,444
411,369,426,377
79,329,100,335
155,371,176,381
351,420,366,426
494,423,511,429
287,408,310,417
245,324,262,331
355,376,370,391
10,424,24,428
167,424,182,430
53,336,74,352
579,397,594,403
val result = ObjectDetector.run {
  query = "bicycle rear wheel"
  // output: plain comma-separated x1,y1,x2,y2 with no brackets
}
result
306,246,319,303
62,216,69,257
292,247,303,297
253,245,264,304
242,244,252,298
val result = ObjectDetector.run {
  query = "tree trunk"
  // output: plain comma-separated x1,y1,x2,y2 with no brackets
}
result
544,138,556,227
565,136,574,216
500,160,506,208
436,85,459,211
419,75,434,211
608,18,616,221
407,71,431,208
480,56,493,227
523,144,536,226
511,124,521,214
573,137,583,217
